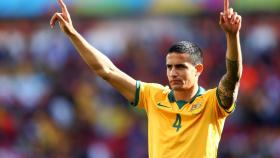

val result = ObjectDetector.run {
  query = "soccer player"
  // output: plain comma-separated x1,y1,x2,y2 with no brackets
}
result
50,0,242,157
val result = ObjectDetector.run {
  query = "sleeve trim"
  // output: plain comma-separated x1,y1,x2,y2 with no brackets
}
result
131,80,141,107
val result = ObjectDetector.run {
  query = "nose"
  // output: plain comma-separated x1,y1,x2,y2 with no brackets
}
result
170,67,178,77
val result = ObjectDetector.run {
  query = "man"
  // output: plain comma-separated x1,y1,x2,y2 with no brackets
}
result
50,0,242,157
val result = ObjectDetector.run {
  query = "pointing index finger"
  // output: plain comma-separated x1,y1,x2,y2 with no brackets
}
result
224,0,229,13
58,0,69,16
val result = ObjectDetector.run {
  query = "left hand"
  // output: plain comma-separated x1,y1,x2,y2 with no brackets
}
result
219,0,242,35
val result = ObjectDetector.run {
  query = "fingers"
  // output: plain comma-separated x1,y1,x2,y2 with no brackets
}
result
220,0,242,33
228,8,233,18
220,12,225,24
224,0,229,13
50,13,58,28
50,12,67,28
50,0,72,30
58,0,70,19
230,12,237,24
235,15,242,25
221,8,240,22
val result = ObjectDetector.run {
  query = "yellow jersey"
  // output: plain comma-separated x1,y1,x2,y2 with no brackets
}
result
132,81,235,158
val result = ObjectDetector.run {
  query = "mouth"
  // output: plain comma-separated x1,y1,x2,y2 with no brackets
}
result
170,80,182,85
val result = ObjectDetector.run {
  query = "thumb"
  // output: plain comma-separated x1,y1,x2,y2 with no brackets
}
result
56,13,67,24
219,12,225,25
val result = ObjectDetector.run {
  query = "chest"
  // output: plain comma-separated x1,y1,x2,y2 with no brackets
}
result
147,95,214,133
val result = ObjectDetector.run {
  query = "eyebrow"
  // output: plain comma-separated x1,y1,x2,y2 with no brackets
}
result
166,64,188,67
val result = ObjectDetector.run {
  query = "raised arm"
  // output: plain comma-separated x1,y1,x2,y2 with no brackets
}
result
217,0,242,109
50,0,136,102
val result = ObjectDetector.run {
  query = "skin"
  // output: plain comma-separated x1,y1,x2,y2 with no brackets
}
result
50,0,242,109
218,0,243,110
50,0,136,102
166,53,203,101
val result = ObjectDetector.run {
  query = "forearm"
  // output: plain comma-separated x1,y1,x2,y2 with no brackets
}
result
67,29,117,78
50,0,137,102
65,29,136,101
218,33,243,108
225,33,242,81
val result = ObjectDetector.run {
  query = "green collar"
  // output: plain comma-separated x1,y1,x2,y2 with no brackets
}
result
168,87,205,109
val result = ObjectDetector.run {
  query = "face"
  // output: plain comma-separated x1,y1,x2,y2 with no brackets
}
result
166,52,203,91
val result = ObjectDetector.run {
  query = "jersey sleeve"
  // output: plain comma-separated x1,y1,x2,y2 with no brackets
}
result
216,88,236,116
130,80,145,109
207,88,236,118
130,80,165,111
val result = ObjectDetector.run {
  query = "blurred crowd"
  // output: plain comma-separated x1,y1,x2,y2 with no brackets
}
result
0,14,280,158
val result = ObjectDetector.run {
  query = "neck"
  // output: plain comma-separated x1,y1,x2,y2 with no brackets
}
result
173,85,199,101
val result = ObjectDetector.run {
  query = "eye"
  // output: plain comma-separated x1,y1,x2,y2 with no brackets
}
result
166,64,172,69
176,64,188,69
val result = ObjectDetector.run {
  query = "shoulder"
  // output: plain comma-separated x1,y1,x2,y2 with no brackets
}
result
138,81,170,95
202,87,217,97
197,87,218,104
133,81,170,108
139,81,169,90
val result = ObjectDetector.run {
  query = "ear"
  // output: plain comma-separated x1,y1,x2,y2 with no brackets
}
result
195,64,203,76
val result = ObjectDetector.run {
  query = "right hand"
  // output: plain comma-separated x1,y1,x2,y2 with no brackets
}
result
50,0,75,35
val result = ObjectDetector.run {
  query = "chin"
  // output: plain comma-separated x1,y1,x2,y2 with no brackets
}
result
171,85,184,91
171,84,191,91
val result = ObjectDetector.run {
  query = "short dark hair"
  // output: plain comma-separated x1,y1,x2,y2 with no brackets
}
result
168,41,203,65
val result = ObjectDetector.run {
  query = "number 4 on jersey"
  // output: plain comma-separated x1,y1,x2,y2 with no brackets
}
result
173,114,182,132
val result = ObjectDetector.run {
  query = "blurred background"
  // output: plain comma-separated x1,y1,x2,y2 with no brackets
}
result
0,0,280,158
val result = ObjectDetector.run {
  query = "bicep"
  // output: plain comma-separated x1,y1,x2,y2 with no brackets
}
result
217,73,240,110
217,59,241,109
